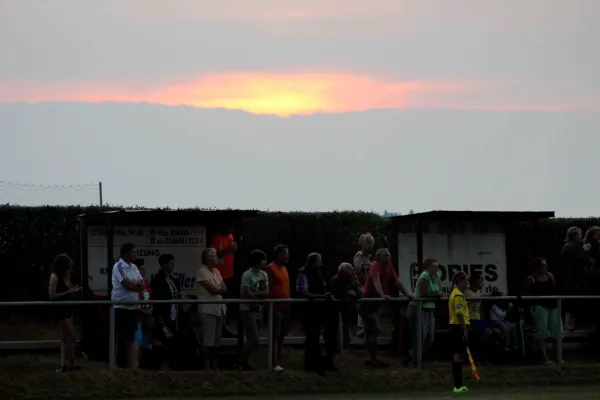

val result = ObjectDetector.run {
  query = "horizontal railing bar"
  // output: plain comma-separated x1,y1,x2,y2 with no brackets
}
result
0,295,599,307
2,337,589,351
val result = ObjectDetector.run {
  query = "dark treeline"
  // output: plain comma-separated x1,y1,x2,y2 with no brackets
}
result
0,205,598,303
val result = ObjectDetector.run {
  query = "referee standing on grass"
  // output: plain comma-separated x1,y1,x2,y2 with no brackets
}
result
448,271,471,393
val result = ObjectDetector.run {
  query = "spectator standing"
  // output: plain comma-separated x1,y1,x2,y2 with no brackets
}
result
405,257,442,367
328,262,362,349
465,274,493,364
584,226,600,264
266,245,291,372
359,248,415,368
296,253,339,376
211,225,238,336
353,233,374,337
523,258,562,365
559,227,588,331
238,250,269,371
448,271,471,393
133,260,153,367
583,226,600,359
196,248,227,371
48,254,81,372
151,254,180,370
111,242,145,369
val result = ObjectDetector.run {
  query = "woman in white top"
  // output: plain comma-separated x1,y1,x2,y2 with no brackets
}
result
196,247,227,370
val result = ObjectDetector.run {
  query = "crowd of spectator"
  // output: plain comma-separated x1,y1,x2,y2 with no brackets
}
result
46,225,600,376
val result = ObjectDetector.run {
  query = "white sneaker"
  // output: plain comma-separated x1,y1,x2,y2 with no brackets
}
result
272,365,284,372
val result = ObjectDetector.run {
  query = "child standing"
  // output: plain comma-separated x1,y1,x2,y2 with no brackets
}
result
134,261,153,367
465,274,493,364
449,271,470,393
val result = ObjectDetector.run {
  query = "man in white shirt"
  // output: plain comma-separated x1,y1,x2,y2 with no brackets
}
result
196,247,227,370
111,242,145,369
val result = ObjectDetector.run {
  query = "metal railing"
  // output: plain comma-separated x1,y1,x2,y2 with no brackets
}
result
1,295,597,373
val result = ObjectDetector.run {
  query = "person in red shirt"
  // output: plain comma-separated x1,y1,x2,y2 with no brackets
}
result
211,226,237,281
359,248,414,368
211,225,238,335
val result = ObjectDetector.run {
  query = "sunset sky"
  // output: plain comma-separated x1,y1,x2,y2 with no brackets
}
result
2,0,598,116
1,1,600,217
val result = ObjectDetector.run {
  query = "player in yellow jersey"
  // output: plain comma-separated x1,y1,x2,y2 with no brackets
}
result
448,271,470,393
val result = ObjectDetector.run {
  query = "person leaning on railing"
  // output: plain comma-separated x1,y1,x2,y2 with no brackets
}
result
358,248,415,368
328,262,361,349
405,257,442,368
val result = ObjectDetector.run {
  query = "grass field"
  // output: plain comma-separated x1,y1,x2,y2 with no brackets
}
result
3,316,600,399
3,350,600,399
142,386,600,400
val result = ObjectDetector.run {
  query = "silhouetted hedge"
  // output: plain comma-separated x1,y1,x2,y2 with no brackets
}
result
1,205,599,303
0,205,390,303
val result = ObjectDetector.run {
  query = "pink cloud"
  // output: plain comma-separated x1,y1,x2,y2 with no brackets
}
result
2,72,582,116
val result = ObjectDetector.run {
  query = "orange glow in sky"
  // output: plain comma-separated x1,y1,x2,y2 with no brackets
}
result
0,73,473,116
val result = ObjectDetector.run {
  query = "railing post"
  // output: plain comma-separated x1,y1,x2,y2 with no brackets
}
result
416,300,422,369
337,311,343,354
108,305,115,374
556,298,563,365
267,301,274,371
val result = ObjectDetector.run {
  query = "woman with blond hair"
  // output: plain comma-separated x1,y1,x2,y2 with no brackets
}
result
195,247,227,370
559,226,588,331
353,233,374,338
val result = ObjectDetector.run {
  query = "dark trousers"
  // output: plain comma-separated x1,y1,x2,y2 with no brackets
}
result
591,290,600,359
588,277,600,359
340,304,352,348
303,307,339,370
222,278,239,323
153,319,178,368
